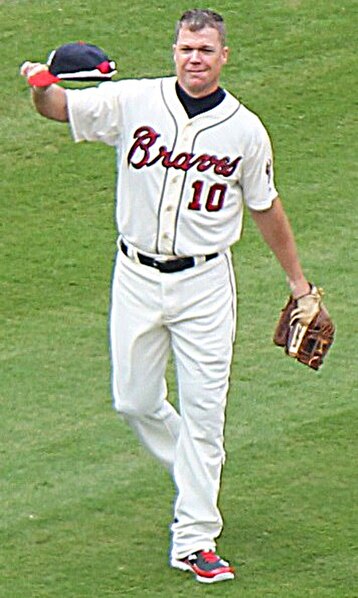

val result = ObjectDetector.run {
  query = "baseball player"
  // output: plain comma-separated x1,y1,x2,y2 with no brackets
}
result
21,9,313,584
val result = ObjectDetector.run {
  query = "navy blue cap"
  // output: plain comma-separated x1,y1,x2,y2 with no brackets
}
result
28,42,117,87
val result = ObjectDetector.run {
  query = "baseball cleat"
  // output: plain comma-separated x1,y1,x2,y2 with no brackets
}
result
171,549,235,583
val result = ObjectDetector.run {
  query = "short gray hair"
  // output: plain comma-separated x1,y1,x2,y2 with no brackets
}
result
174,9,226,46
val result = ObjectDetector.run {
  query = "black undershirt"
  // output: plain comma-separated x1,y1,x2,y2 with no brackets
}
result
175,82,226,118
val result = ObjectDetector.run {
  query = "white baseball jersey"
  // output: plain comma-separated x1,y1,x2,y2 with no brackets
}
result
66,76,278,257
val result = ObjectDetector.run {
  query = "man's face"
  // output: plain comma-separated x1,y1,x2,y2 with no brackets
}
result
173,26,228,98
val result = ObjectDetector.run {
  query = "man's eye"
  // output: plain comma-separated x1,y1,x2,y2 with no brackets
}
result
180,48,214,55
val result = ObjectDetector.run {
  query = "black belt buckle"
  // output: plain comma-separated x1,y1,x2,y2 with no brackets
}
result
139,254,194,273
154,257,194,273
120,240,218,273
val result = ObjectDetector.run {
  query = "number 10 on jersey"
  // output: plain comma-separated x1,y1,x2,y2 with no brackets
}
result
188,181,227,212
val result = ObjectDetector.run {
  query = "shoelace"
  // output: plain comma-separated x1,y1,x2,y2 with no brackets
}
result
200,551,220,563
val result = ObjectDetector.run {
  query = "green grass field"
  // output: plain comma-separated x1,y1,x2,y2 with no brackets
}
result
1,0,357,596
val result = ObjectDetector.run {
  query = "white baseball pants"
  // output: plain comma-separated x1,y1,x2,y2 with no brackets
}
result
110,248,236,559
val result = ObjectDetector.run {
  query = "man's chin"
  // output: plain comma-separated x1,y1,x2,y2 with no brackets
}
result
183,78,212,97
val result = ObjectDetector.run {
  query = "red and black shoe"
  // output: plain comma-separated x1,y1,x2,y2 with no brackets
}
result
171,549,235,583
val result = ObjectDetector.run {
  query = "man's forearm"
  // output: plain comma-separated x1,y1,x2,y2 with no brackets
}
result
31,85,68,122
250,197,310,298
20,62,68,121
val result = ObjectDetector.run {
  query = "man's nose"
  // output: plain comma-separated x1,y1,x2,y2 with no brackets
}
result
189,49,201,62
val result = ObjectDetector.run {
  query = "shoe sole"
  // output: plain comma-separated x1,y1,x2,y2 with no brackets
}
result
171,558,235,583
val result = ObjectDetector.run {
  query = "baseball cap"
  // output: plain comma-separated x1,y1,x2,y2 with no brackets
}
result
28,42,117,87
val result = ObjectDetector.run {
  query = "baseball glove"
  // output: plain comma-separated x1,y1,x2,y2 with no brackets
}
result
273,285,335,370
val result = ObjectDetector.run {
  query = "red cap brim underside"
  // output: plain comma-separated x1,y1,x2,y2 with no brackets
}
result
28,70,60,87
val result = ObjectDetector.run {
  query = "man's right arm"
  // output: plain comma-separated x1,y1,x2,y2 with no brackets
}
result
20,62,68,122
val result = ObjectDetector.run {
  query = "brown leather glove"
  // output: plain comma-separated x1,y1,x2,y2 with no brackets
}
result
273,285,335,370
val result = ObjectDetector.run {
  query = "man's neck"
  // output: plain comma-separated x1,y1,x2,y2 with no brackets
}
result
175,82,226,118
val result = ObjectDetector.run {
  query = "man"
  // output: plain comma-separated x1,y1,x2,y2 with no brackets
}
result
21,9,314,584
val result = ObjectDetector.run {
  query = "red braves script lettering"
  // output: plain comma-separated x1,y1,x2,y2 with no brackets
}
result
127,126,242,177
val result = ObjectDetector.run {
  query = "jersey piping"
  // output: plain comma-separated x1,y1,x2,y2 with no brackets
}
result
156,79,179,254
172,104,242,255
